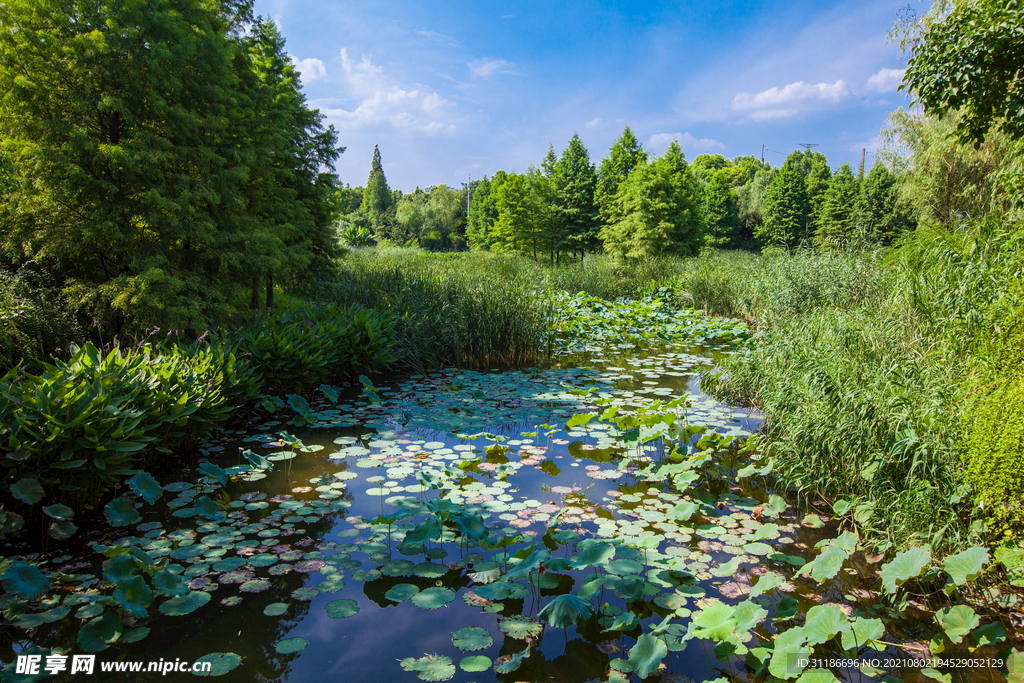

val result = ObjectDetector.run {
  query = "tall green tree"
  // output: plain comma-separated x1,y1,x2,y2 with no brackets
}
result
702,171,741,247
596,126,647,219
783,149,832,221
813,162,859,246
736,164,775,246
466,173,505,250
759,166,812,245
600,143,704,260
491,173,533,255
902,0,1024,146
551,133,599,261
852,162,915,243
362,144,392,226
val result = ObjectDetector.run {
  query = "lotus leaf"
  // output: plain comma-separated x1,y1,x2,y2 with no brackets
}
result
943,546,988,590
498,615,543,640
400,654,456,682
104,497,142,527
159,590,211,616
936,605,979,644
879,546,931,594
128,471,164,504
452,626,492,652
275,637,307,654
459,655,491,672
2,561,51,599
193,652,243,677
538,592,593,628
803,604,850,645
411,587,455,610
627,633,668,680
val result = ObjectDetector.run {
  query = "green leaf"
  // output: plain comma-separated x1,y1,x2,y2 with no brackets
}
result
935,605,979,644
690,601,737,641
400,654,456,681
749,571,784,598
152,568,189,597
669,500,700,520
42,503,73,521
768,626,809,680
796,670,839,683
970,621,1006,649
194,495,225,520
77,612,123,653
879,546,931,593
763,494,787,517
804,545,848,583
10,478,44,505
494,647,530,674
459,655,491,673
158,590,211,616
49,519,77,540
943,545,988,590
104,497,141,527
1006,650,1024,683
405,518,442,544
275,637,307,654
566,412,596,428
2,561,51,599
803,604,850,646
193,652,243,677
570,542,615,569
538,592,593,628
497,615,542,640
324,599,359,619
198,462,228,485
841,617,885,652
128,471,164,504
452,626,492,652
627,633,668,680
113,575,154,618
411,587,456,610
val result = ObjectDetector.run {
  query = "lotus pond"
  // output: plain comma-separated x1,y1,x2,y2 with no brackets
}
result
1,305,1019,683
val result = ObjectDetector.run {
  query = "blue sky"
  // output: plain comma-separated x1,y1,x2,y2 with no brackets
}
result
254,0,920,191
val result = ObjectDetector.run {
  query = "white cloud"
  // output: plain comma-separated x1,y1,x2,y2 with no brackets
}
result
318,48,454,133
585,117,602,129
865,68,905,93
648,132,723,151
418,30,460,47
469,58,517,78
731,80,851,120
290,56,326,82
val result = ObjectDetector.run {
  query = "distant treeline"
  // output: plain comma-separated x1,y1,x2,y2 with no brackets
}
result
335,129,915,260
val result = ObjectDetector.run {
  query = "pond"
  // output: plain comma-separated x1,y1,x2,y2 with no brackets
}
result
0,334,1010,683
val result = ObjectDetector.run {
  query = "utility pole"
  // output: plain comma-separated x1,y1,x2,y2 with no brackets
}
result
761,144,765,164
858,148,866,180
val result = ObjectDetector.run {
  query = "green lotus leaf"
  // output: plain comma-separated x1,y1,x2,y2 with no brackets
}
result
152,568,189,597
474,581,528,601
690,601,737,641
603,610,639,633
538,592,593,628
400,654,456,682
384,584,419,602
193,652,243,677
10,478,44,505
712,556,742,577
936,605,979,644
879,546,931,594
42,503,73,521
381,560,415,577
762,494,787,517
627,633,668,680
803,604,850,646
128,471,164,504
48,519,78,540
263,603,288,616
2,561,51,599
804,545,848,584
411,587,456,610
113,575,154,618
841,617,885,652
498,615,543,640
774,595,799,621
459,655,491,672
493,646,530,674
104,497,141,527
669,501,700,521
194,496,225,521
159,590,211,616
452,626,492,652
943,546,988,591
570,542,615,569
768,626,809,680
606,558,643,575
412,562,449,578
198,462,228,485
749,571,784,598
77,612,123,653
275,637,307,654
734,600,769,632
324,599,359,619
971,621,1006,648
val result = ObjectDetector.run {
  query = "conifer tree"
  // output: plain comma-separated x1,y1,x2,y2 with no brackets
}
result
702,172,741,247
552,133,599,261
362,144,392,226
813,162,858,246
596,126,647,219
759,166,812,245
853,162,915,243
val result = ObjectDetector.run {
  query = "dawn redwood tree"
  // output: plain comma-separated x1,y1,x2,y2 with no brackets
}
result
759,166,812,245
813,162,858,246
551,134,599,261
362,144,393,228
852,162,915,243
702,171,741,247
596,126,647,222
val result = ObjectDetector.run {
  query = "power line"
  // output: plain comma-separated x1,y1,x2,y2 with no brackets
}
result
798,143,819,152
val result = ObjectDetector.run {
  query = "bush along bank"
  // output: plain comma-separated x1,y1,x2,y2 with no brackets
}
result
0,304,395,545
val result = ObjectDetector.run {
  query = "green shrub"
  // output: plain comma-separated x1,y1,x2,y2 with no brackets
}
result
230,303,396,394
964,314,1024,538
0,266,83,371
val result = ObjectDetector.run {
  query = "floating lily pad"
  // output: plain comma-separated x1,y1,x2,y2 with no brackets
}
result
385,584,420,602
459,655,492,673
411,587,456,610
400,654,456,682
291,587,320,601
452,626,492,652
324,599,359,619
275,637,307,654
193,652,242,677
263,603,288,616
159,591,211,616
498,615,543,640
